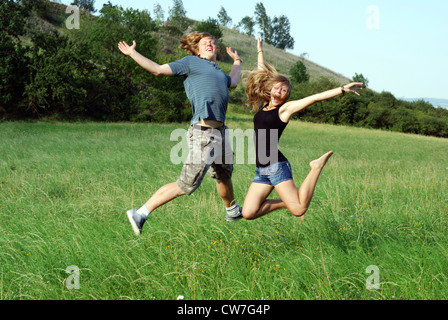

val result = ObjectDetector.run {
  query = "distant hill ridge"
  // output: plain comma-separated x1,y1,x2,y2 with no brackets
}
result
401,98,448,109
220,28,350,84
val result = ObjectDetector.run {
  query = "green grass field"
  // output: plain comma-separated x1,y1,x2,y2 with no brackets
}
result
1,113,447,300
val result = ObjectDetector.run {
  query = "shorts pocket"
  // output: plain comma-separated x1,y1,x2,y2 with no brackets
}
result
258,162,281,175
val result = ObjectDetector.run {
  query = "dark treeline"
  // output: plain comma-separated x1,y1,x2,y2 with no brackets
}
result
1,0,448,138
1,0,191,122
288,78,448,138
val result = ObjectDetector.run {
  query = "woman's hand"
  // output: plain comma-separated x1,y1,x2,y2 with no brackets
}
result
118,40,136,56
257,37,263,52
343,82,364,96
256,37,265,69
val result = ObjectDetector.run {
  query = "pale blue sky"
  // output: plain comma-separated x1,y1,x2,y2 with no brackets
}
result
61,0,448,100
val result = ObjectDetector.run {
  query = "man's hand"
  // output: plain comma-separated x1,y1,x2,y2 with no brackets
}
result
226,47,241,62
117,40,173,77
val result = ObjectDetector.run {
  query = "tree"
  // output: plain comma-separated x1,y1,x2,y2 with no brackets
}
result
194,17,223,41
0,0,30,38
299,52,309,60
254,3,294,50
194,18,224,60
352,73,369,88
71,0,96,13
24,31,94,117
217,6,232,27
236,16,255,37
254,3,273,42
290,60,309,83
271,15,294,50
0,0,34,117
153,2,165,27
168,0,188,31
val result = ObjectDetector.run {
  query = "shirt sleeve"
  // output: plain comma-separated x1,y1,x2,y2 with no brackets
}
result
168,56,191,77
225,74,231,88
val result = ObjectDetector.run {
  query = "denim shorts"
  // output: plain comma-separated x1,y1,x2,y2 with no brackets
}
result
253,161,293,186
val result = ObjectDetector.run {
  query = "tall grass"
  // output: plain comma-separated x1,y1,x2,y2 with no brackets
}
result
1,115,447,300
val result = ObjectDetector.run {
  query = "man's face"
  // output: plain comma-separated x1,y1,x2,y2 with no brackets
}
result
197,37,217,62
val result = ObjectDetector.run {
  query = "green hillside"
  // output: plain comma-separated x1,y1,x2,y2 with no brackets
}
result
22,1,349,83
1,0,448,138
220,28,350,84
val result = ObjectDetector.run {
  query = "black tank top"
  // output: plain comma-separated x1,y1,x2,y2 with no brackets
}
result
253,106,288,167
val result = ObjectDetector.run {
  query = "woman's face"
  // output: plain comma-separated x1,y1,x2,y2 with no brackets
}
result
270,82,290,107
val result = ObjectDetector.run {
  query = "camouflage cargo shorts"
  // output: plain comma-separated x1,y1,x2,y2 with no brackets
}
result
177,124,234,195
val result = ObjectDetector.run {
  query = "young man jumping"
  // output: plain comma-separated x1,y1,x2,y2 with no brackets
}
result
118,32,243,236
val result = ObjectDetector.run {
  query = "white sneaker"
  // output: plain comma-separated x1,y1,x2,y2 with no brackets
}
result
126,209,147,236
226,205,243,222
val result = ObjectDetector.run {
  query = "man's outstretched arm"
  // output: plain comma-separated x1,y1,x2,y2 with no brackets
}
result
118,40,173,77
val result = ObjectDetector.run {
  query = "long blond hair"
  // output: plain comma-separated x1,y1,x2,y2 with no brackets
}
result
179,32,218,56
245,62,292,112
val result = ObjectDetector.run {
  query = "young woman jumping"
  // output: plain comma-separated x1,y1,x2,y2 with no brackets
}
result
242,38,363,221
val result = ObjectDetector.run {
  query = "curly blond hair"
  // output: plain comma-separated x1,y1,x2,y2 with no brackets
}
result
245,62,292,112
179,32,218,56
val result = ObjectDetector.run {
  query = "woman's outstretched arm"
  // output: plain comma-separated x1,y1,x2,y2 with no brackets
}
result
279,82,364,122
257,37,265,70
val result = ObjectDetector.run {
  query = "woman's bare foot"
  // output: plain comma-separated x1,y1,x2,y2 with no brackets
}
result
309,151,334,170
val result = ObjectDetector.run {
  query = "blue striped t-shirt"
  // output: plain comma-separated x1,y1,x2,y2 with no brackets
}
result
169,56,232,125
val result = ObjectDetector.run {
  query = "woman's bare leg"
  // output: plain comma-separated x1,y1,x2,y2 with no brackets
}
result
275,151,333,220
242,183,285,220
242,151,333,221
